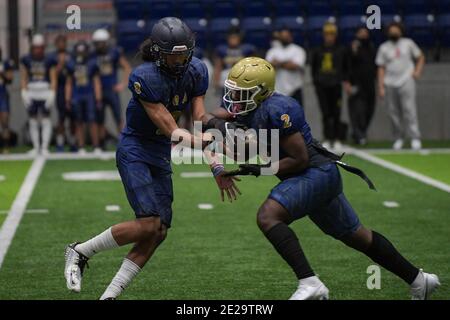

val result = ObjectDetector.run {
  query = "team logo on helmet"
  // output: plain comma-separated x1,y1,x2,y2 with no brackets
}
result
134,82,142,95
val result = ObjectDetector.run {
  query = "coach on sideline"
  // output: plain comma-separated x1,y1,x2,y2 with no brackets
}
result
376,22,425,150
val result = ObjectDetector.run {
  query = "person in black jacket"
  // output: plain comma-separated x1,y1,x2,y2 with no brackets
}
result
344,27,377,145
311,22,349,150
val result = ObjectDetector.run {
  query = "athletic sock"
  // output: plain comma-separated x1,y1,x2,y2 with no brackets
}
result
29,118,40,150
264,223,315,280
75,227,119,258
41,118,52,151
100,258,141,300
363,231,419,284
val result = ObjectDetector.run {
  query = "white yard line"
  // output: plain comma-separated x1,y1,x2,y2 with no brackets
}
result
350,148,450,193
362,148,450,155
0,156,46,269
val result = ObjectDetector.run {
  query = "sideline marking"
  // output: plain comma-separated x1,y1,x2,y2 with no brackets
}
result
0,156,46,268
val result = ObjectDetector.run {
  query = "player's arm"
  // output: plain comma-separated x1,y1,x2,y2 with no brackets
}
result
213,55,223,90
20,64,28,89
65,75,72,110
117,55,132,91
377,66,385,98
49,65,57,91
413,53,425,80
275,132,309,176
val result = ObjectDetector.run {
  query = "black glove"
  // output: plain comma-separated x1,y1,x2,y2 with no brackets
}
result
224,163,271,177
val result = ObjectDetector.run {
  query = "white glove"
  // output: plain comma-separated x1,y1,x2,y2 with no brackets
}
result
44,90,55,110
21,89,31,108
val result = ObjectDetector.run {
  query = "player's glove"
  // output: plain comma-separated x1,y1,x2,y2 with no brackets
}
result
224,163,270,178
44,90,55,110
21,89,31,108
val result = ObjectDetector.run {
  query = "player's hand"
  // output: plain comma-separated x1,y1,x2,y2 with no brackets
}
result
114,83,125,92
96,100,103,110
215,172,241,202
412,70,421,80
378,86,385,99
44,91,55,110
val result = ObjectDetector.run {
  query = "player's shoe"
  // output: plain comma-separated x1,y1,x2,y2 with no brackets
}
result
289,277,329,300
93,147,103,156
411,139,422,150
410,269,440,300
393,139,403,150
41,149,50,157
64,242,89,293
27,148,38,156
78,148,87,155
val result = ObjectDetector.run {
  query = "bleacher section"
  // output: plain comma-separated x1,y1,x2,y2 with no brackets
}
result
114,0,450,56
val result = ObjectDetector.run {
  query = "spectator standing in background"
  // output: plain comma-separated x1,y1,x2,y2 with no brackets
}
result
20,34,57,156
376,22,425,150
49,34,74,152
345,27,377,146
91,28,131,149
311,22,349,150
0,46,14,154
213,27,256,96
266,27,306,105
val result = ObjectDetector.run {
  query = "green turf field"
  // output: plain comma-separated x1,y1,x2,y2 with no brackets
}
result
0,156,448,300
377,153,450,185
0,161,31,225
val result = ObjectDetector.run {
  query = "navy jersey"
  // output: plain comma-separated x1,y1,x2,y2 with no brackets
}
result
0,59,14,94
120,56,209,168
21,54,55,83
66,58,99,97
235,93,330,176
92,47,122,89
215,44,256,70
48,51,71,89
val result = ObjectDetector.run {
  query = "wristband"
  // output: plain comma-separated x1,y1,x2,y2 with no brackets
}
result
211,163,225,177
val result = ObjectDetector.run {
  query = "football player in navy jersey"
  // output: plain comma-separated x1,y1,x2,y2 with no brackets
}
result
20,34,57,156
65,41,102,154
0,46,14,154
207,57,439,300
91,28,131,147
49,34,73,152
64,18,240,300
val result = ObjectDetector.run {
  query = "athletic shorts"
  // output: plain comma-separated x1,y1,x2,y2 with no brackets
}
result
269,163,361,239
28,100,50,117
0,94,9,112
116,146,173,227
73,96,96,123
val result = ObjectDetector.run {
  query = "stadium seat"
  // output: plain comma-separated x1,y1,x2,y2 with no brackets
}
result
371,0,399,15
117,20,147,52
336,0,365,16
240,17,272,49
436,0,450,14
306,0,334,16
274,0,303,17
338,15,366,45
273,16,306,45
241,0,272,18
403,14,437,48
209,17,239,46
184,18,209,49
401,0,434,15
114,0,146,20
437,14,450,47
209,0,238,18
177,0,208,19
147,0,176,19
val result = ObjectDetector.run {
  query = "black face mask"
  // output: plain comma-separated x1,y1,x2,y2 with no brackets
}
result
357,38,370,46
280,39,291,47
388,34,401,42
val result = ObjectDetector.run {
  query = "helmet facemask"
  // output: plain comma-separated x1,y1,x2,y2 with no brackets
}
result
223,79,261,116
154,44,194,78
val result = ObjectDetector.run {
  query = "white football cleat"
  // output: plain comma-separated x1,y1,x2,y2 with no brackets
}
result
411,139,422,150
333,140,343,151
27,148,38,156
41,149,50,157
322,140,331,150
289,276,329,300
64,243,89,293
393,139,404,150
78,148,87,155
93,147,103,156
410,269,440,300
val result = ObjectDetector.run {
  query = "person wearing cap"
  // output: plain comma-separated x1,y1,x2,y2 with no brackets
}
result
91,28,131,149
20,34,57,156
311,22,350,150
266,27,306,106
376,22,425,150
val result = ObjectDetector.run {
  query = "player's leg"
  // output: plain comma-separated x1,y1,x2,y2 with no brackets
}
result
73,100,86,153
109,92,124,132
340,223,440,299
315,85,333,148
40,101,52,155
27,101,40,154
259,165,343,299
399,78,421,149
385,86,404,149
55,90,66,152
96,98,106,149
